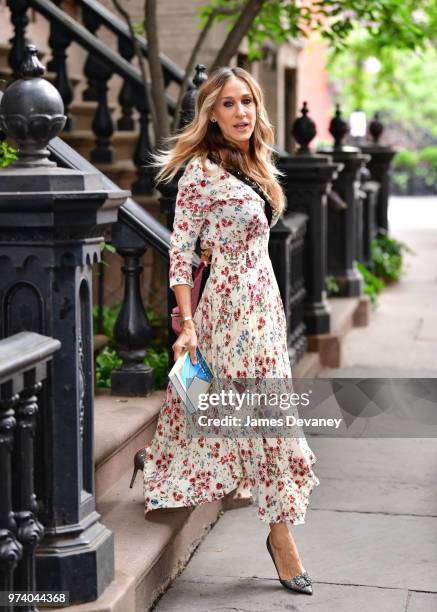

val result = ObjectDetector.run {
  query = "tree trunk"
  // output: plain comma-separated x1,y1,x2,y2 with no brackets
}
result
210,0,265,71
144,0,170,145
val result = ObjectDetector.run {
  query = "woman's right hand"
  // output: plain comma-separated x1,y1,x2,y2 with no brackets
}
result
172,320,198,364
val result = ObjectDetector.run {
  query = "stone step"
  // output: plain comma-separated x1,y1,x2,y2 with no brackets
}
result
70,101,118,131
0,42,11,68
57,464,222,612
292,350,321,378
307,295,371,367
94,159,138,191
94,389,163,501
0,64,82,90
62,130,139,162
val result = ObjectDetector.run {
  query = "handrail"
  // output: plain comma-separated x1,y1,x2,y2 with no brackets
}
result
0,88,198,266
49,135,202,265
26,0,176,113
74,0,189,87
0,331,60,384
48,134,176,260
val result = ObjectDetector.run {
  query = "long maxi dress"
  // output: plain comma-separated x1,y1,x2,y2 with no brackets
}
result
143,156,320,524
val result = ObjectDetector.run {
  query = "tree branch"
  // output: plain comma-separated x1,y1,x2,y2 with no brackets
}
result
144,0,170,145
171,6,241,132
210,0,266,70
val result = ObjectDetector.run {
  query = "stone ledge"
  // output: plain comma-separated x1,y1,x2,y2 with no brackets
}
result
49,467,222,612
94,390,164,500
306,296,371,368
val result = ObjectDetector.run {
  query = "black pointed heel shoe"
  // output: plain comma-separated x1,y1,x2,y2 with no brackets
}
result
266,534,313,595
129,447,148,488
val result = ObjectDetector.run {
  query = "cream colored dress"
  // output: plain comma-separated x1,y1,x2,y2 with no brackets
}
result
143,157,320,524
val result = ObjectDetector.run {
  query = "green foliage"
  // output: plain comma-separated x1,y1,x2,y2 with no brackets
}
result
199,0,434,62
370,234,414,282
419,146,437,167
327,33,437,144
325,274,340,295
144,346,170,389
355,233,414,307
0,140,18,168
92,303,121,346
393,147,437,193
393,149,419,170
93,302,170,390
95,347,122,388
356,261,385,307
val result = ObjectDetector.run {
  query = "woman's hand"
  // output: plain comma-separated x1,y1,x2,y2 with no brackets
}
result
172,320,198,364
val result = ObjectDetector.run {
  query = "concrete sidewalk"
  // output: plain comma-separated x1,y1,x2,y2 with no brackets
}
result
153,197,437,612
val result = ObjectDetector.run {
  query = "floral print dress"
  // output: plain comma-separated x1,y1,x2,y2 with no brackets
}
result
143,157,320,524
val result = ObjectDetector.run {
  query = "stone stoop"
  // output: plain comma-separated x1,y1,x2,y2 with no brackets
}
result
69,102,118,131
46,390,223,612
306,295,371,367
55,467,222,612
62,130,139,162
94,390,164,501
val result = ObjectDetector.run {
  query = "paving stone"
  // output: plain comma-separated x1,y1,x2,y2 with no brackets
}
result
180,505,437,592
406,591,437,612
155,576,408,611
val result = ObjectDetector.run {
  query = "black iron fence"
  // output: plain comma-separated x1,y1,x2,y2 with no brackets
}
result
0,332,60,612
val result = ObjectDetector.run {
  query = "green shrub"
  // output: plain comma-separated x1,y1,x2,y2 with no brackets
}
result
93,302,170,390
144,346,170,389
370,234,414,282
95,347,122,388
0,140,18,168
418,145,437,170
325,274,340,295
392,171,410,193
92,303,121,346
356,261,385,307
393,148,418,170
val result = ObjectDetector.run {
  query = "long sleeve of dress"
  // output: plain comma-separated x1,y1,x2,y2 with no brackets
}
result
169,159,212,290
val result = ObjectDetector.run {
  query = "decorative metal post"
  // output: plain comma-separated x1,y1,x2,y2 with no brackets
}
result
179,64,208,129
357,167,380,269
132,91,155,195
0,390,22,611
12,380,44,612
0,46,128,604
0,332,60,612
360,113,396,234
6,0,29,80
117,36,136,131
47,1,74,131
111,223,155,396
317,104,370,297
268,214,309,366
278,102,340,335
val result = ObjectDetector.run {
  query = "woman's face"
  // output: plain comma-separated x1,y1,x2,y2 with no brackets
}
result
210,76,256,153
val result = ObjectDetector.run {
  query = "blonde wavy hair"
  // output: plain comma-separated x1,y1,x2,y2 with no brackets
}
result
153,67,286,214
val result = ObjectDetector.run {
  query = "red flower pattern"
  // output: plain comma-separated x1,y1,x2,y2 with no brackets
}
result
143,158,319,524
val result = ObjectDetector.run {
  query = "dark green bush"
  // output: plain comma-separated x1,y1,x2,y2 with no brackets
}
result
93,302,170,390
0,141,18,167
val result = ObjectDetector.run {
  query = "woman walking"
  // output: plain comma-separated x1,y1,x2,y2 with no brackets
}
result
143,67,320,595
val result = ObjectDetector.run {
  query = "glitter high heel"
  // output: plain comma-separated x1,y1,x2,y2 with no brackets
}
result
129,446,148,488
266,534,313,595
